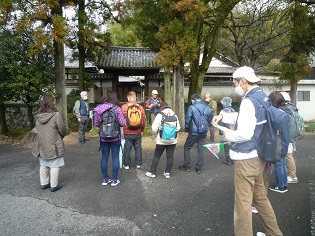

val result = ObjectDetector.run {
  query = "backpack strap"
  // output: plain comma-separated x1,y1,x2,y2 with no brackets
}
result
193,104,206,115
192,104,206,126
101,105,119,120
111,105,119,111
127,102,137,107
160,111,177,125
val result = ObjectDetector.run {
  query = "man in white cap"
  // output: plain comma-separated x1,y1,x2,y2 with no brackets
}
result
146,90,163,124
213,66,282,236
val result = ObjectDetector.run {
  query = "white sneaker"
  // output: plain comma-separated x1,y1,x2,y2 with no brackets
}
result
163,172,171,179
251,206,258,214
136,165,141,169
287,176,298,183
146,172,156,178
257,232,266,236
123,165,130,170
111,179,120,186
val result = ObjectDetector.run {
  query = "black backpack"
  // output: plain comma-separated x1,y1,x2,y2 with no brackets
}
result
99,106,120,139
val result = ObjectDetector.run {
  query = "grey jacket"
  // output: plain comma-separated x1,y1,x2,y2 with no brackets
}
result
32,111,66,160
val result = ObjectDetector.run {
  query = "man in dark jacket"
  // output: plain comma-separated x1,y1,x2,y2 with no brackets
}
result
179,94,211,174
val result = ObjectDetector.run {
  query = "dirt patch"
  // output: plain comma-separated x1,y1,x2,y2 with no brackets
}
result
66,131,188,148
1,130,216,149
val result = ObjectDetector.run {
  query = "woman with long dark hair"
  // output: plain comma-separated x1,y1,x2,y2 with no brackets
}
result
32,95,66,192
94,91,125,186
268,91,292,193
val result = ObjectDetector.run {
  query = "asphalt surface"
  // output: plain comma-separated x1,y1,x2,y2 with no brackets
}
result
0,134,314,236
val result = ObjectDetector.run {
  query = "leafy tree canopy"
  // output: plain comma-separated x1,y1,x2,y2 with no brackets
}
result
0,29,55,106
218,0,291,70
109,22,141,47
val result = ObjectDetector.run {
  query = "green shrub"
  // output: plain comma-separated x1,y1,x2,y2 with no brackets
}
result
305,123,315,133
67,113,78,132
142,123,152,137
67,89,81,113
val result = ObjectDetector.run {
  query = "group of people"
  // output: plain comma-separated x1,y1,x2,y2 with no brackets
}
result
32,66,303,236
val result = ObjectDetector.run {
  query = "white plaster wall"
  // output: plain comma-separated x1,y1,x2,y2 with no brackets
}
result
183,77,315,121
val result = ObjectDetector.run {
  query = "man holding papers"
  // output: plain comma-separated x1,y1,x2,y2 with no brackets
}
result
212,66,282,236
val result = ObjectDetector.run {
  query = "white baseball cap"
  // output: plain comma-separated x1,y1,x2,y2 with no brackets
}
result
151,90,159,95
280,92,291,102
233,66,261,83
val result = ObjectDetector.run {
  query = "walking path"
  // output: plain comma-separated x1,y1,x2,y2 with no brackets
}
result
0,133,314,235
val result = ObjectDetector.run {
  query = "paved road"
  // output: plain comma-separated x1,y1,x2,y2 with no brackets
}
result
0,134,314,236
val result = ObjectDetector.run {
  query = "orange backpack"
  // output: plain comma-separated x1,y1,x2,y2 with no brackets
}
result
126,103,142,129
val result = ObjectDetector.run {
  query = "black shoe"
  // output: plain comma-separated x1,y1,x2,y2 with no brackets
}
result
79,140,85,144
41,184,50,190
84,138,89,142
179,165,191,172
195,169,201,174
223,161,232,166
51,184,63,192
269,185,287,193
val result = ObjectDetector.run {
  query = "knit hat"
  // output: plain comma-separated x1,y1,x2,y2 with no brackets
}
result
160,102,170,110
221,97,232,107
191,94,200,100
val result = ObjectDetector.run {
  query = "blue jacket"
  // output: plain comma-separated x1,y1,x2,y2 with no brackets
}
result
230,87,267,154
185,99,211,136
231,87,290,160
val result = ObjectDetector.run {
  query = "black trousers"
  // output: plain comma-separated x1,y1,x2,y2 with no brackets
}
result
183,134,206,170
150,144,176,174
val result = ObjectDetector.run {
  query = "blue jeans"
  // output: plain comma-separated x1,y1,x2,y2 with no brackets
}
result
123,134,142,166
274,157,288,188
183,134,206,170
100,140,120,181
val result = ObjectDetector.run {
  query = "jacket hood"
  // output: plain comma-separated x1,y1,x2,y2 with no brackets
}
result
37,112,56,124
160,108,175,116
279,105,293,116
94,102,116,115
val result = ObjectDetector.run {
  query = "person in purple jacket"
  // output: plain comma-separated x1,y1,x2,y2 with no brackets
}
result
94,91,125,187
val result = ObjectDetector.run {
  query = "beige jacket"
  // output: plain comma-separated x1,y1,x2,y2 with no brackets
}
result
32,111,66,160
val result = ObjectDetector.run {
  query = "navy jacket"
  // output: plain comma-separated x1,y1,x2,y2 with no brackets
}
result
185,99,211,136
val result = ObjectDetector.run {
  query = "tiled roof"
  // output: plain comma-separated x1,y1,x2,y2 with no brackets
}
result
97,47,160,69
147,73,164,80
90,74,113,80
206,67,237,74
213,52,239,67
